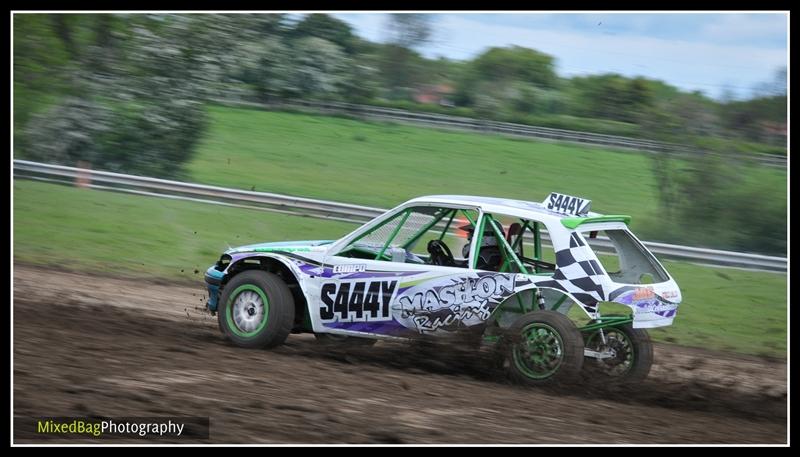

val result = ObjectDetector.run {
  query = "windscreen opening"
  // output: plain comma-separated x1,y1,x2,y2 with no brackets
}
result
580,229,669,284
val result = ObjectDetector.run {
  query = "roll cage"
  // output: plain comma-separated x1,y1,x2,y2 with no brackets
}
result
326,203,556,276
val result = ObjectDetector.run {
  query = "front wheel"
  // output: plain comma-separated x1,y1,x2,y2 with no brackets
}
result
218,270,295,349
503,310,584,386
583,323,653,382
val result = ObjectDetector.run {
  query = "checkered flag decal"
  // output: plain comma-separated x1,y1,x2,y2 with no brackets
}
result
533,232,606,308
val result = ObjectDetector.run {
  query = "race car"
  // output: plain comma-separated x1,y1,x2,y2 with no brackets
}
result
204,193,681,385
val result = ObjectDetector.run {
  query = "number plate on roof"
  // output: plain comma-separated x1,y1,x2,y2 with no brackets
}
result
543,192,591,216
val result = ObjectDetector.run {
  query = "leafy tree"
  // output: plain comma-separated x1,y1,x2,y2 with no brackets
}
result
385,14,433,49
471,82,506,118
378,15,436,97
471,46,558,89
337,62,380,102
14,11,788,187
289,14,358,54
376,44,428,98
647,150,786,255
751,66,787,98
228,38,292,102
569,74,655,122
287,37,350,99
19,14,213,178
719,95,787,144
454,46,558,108
23,98,113,168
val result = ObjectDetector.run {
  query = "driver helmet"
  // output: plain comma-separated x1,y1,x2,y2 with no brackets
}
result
460,223,499,258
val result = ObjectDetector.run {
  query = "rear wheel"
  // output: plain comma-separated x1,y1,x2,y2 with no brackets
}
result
503,310,584,386
583,323,653,382
218,270,294,349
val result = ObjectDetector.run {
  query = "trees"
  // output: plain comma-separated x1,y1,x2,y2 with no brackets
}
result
454,46,558,112
378,14,436,98
567,74,656,123
385,13,433,50
647,151,786,255
17,14,212,178
229,38,292,102
222,14,379,102
287,37,351,99
719,95,787,144
14,13,787,179
751,66,787,98
15,13,380,177
377,44,428,98
288,14,358,54
471,46,558,89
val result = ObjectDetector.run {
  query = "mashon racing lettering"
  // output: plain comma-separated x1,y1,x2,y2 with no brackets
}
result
393,273,517,333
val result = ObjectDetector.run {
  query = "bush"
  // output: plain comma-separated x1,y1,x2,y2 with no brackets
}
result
23,96,207,179
646,151,786,256
17,17,214,179
22,98,112,167
686,135,787,156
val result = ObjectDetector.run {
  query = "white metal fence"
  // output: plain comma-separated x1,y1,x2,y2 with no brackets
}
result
13,160,787,272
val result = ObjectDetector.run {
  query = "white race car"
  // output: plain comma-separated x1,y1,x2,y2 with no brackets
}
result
204,193,681,384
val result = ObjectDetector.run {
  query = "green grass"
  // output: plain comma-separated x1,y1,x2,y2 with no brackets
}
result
188,106,786,247
12,180,355,282
648,260,786,357
13,180,786,357
189,106,665,218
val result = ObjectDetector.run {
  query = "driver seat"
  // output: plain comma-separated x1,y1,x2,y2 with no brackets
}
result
506,222,523,257
462,223,505,271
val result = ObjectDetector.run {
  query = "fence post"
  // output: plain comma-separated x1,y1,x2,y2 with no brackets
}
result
75,161,91,188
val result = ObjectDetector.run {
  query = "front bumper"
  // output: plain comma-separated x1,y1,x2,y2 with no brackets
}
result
204,267,224,313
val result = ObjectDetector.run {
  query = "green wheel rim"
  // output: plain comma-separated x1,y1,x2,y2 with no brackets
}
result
512,323,565,380
226,284,270,338
586,329,634,376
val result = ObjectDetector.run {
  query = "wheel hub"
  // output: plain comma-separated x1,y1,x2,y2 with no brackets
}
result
232,290,265,333
608,340,626,364
513,324,564,379
589,330,632,375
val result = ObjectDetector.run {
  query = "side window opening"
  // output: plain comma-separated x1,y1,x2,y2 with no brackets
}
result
477,214,557,275
581,229,669,284
517,219,557,273
335,206,477,268
406,208,478,267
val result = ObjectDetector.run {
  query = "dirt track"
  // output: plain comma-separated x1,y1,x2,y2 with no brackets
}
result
13,265,787,444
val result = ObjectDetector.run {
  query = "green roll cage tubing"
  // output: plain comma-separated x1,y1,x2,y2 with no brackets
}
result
335,206,633,332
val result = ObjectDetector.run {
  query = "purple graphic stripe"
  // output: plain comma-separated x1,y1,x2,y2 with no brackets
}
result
295,261,421,280
339,271,421,280
324,319,407,335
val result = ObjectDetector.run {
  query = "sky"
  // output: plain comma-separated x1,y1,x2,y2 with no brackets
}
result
332,12,788,100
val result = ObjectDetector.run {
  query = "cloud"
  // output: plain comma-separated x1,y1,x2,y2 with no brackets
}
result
335,13,788,98
699,13,788,47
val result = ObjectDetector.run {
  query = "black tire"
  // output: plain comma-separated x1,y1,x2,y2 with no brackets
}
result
217,270,295,349
583,323,653,383
218,314,229,340
503,310,584,386
314,333,377,347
